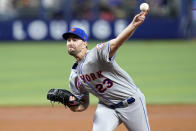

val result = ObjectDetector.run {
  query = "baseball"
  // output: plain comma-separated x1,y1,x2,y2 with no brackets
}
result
140,3,149,11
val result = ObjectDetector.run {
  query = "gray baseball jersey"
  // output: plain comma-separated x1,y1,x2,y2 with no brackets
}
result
69,42,150,131
70,42,138,105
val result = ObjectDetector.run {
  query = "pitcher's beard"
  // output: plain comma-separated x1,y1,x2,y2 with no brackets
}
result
68,48,78,56
68,51,76,56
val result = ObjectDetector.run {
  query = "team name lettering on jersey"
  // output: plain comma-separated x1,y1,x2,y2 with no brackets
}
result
80,70,113,93
80,70,104,83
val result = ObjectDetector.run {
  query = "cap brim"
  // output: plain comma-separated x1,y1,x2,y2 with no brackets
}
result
62,32,83,41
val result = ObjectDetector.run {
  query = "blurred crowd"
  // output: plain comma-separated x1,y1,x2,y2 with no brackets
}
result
148,0,179,17
0,0,180,21
0,0,40,20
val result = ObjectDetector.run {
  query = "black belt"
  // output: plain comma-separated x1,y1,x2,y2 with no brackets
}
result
109,97,135,109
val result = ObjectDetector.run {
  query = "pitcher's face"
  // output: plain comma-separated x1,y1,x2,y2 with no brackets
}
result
66,35,85,56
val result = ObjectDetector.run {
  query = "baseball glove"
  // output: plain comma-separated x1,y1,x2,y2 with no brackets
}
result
47,88,80,107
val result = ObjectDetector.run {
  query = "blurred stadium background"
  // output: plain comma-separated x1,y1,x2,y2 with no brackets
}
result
0,0,196,106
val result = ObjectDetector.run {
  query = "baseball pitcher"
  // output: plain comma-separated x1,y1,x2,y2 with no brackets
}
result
47,11,150,131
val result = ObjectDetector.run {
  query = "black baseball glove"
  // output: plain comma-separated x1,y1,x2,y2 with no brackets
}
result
47,88,80,107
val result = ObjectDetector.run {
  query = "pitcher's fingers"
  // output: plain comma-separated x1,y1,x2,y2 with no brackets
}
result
138,16,145,22
141,10,149,16
135,13,142,18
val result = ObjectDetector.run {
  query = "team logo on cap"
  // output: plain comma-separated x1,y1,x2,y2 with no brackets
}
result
71,28,75,32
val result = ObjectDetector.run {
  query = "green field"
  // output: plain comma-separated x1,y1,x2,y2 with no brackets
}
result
0,40,196,106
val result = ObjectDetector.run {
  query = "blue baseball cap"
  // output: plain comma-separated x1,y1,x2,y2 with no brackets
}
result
62,28,87,42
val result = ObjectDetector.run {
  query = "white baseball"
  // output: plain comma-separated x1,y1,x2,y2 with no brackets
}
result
140,3,149,11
